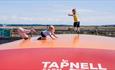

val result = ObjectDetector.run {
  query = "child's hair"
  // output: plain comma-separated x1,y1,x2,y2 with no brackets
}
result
49,25,54,29
72,9,76,14
48,25,55,32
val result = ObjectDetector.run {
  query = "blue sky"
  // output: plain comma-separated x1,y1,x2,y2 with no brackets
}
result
0,0,115,25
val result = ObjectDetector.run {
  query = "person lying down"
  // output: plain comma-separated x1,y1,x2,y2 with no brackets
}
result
17,27,36,40
37,25,58,40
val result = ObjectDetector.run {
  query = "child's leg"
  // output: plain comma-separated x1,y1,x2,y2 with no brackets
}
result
37,32,47,40
76,22,80,32
22,33,29,40
37,37,42,40
19,33,29,39
18,29,29,39
37,37,46,40
75,27,78,32
73,22,77,31
24,37,29,40
41,37,47,40
73,26,76,31
77,27,80,32
73,27,77,32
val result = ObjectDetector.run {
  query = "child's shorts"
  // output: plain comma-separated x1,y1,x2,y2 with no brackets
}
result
41,32,46,37
74,21,80,27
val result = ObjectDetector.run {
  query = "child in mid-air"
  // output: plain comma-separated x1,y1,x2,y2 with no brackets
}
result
68,8,80,33
37,25,58,40
17,27,36,40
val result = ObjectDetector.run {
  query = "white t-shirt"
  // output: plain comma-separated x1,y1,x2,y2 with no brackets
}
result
42,30,52,36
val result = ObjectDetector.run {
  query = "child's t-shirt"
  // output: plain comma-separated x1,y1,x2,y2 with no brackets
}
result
42,30,52,36
73,15,79,22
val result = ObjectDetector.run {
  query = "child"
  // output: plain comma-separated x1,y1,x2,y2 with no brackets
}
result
17,27,36,40
68,9,80,33
37,25,57,40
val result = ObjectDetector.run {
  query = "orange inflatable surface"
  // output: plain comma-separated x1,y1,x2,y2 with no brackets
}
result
0,34,115,70
0,34,115,50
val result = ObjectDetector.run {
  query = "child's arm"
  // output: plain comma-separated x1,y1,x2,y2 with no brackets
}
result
52,33,58,38
49,35,55,40
49,32,58,39
68,14,73,16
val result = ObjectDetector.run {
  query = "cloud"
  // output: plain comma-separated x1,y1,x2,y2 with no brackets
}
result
81,16,115,22
78,9,115,24
79,9,95,13
0,16,71,22
0,8,115,25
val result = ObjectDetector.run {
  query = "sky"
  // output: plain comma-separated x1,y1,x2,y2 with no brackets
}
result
0,0,115,25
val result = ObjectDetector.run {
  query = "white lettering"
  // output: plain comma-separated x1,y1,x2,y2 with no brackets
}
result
49,62,59,68
81,63,89,69
42,59,107,70
90,63,98,70
60,59,69,68
42,62,51,68
98,64,107,70
70,62,79,69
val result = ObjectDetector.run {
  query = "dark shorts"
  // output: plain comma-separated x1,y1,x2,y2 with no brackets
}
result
24,37,29,40
74,22,80,27
41,32,46,37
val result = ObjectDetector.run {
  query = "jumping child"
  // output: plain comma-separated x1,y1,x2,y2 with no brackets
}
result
68,9,80,33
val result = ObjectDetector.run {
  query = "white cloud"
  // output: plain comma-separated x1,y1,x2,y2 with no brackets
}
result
0,8,115,25
78,9,115,24
0,16,71,22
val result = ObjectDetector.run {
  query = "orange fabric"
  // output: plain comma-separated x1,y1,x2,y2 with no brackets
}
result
0,34,115,50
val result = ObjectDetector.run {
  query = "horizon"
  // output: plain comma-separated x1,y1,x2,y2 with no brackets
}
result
0,23,115,26
0,0,115,25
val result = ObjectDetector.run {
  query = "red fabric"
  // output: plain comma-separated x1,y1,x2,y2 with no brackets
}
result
0,48,114,70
